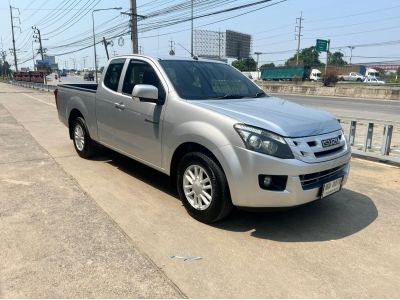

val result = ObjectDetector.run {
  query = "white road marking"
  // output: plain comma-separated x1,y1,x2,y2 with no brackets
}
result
2,179,34,186
22,93,56,107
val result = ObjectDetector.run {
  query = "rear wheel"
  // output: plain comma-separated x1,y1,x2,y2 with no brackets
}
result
72,117,95,158
177,152,233,223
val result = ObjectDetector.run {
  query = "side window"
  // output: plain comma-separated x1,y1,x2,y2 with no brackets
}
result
122,60,165,100
103,59,125,92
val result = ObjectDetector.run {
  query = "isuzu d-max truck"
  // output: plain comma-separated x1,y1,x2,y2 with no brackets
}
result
55,55,351,223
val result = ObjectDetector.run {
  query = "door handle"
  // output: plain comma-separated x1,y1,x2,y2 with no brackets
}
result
114,102,125,110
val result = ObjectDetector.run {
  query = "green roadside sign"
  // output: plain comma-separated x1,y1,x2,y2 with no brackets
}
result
316,39,329,52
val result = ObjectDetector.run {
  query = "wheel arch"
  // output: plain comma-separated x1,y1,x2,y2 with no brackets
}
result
170,142,225,185
68,109,84,139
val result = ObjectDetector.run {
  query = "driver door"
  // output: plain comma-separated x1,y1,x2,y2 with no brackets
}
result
112,59,167,167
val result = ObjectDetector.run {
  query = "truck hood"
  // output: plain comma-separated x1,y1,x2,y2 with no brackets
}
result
190,96,341,137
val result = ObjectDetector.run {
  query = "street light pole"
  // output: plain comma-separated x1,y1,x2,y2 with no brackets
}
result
92,7,122,83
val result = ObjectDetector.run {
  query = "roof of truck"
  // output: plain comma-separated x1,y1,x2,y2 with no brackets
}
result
111,54,226,64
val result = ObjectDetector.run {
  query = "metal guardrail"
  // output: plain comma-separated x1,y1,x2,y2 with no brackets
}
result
338,117,400,165
9,80,57,92
257,80,400,88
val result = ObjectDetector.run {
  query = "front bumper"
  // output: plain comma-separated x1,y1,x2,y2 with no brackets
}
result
214,145,351,208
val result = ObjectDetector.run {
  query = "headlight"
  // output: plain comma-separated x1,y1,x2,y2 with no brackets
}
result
234,124,294,159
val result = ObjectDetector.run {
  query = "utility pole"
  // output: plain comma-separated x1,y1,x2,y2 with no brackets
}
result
169,40,175,55
295,12,303,65
348,46,355,65
82,56,88,70
102,37,110,60
10,6,20,72
32,26,47,83
190,0,194,57
130,0,138,54
254,52,262,79
31,40,35,70
32,26,45,61
324,39,330,75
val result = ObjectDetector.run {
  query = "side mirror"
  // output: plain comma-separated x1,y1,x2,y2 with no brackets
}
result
132,84,161,104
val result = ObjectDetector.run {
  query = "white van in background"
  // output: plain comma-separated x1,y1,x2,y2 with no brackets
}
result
365,68,380,79
310,69,322,81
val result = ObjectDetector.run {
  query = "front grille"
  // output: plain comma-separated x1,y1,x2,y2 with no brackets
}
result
288,130,347,163
314,145,345,158
299,164,347,190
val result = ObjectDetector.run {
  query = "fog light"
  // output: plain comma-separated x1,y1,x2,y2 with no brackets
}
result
258,175,288,191
262,176,272,187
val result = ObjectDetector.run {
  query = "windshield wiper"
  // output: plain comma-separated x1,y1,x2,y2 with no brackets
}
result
213,94,246,99
253,91,266,98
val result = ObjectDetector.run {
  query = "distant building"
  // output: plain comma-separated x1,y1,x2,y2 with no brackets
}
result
366,64,400,73
35,54,59,72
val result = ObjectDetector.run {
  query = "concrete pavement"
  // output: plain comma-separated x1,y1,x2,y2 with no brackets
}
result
0,93,183,297
0,82,400,298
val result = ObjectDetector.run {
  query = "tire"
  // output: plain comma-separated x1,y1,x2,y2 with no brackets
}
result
356,78,362,82
177,152,233,223
72,117,95,158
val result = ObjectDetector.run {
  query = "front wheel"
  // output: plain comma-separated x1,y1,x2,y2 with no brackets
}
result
72,117,95,158
177,152,233,223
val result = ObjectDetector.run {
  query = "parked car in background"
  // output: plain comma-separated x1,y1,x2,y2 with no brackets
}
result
55,55,351,223
338,72,365,82
84,71,94,81
60,71,67,77
364,77,385,84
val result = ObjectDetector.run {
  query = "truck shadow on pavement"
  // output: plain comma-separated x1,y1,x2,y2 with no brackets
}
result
215,189,378,242
93,147,177,197
94,147,377,242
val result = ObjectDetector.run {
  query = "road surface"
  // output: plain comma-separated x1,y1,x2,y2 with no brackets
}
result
274,93,400,123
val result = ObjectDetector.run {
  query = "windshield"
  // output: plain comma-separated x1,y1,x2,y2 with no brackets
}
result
159,60,266,100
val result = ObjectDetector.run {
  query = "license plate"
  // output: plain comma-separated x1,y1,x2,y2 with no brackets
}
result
321,177,343,198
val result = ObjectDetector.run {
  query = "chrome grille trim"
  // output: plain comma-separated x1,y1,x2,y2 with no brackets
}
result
286,129,348,163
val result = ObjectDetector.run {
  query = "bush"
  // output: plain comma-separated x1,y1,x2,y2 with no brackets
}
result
322,73,338,87
292,75,302,85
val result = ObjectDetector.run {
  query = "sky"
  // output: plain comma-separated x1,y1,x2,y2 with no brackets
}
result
0,0,399,71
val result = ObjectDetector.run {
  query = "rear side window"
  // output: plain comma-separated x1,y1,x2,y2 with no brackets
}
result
103,59,125,92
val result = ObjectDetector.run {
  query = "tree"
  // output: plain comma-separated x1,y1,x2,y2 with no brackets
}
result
285,46,323,67
259,63,275,70
1,60,11,79
328,51,347,66
232,58,257,71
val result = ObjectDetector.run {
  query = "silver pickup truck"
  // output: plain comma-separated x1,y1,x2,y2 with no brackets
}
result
55,55,351,223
